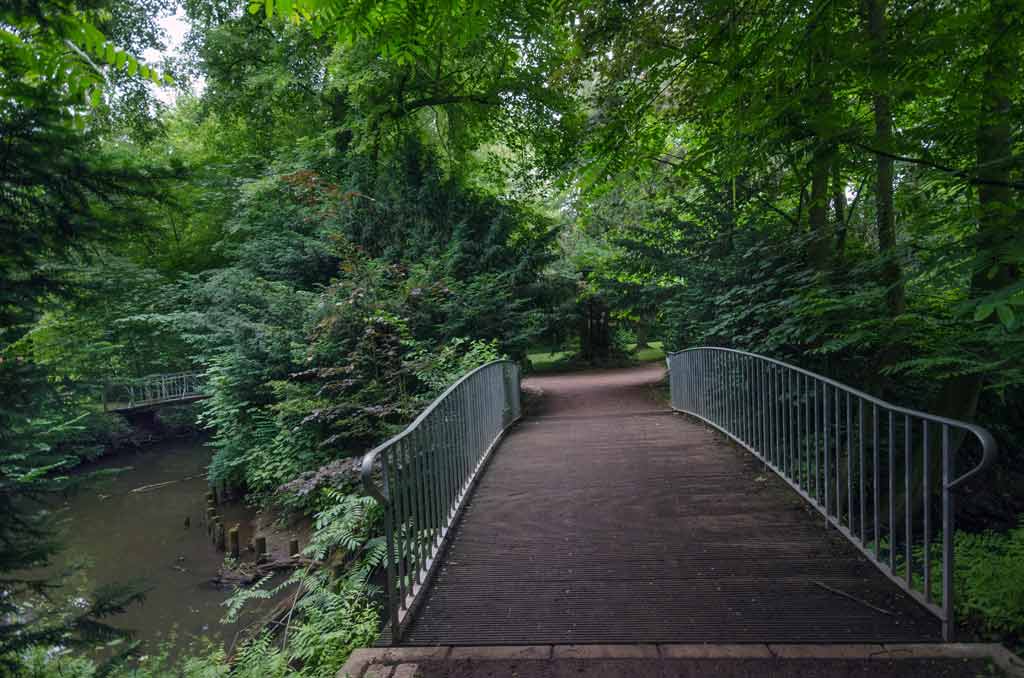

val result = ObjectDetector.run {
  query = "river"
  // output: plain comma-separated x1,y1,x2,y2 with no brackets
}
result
56,437,260,654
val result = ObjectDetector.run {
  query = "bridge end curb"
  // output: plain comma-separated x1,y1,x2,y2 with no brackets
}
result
339,642,1023,678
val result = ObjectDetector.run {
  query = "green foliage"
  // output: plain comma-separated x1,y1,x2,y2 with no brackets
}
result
0,5,178,665
249,0,581,178
954,519,1024,639
115,131,562,508
1,0,173,116
409,338,503,392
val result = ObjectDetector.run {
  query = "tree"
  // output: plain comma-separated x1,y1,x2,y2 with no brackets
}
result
1,2,175,670
1,0,173,116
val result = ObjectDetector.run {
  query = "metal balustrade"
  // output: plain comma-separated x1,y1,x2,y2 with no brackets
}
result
361,360,521,642
667,347,997,640
103,372,205,411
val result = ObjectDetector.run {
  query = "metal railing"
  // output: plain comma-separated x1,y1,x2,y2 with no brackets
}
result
667,347,997,641
361,360,522,642
103,372,205,411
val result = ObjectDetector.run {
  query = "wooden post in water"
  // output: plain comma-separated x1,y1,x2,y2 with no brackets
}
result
215,521,225,550
255,536,267,562
228,526,240,558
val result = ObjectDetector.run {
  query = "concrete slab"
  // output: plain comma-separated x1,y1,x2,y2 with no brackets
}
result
769,643,886,659
391,665,418,678
552,644,659,659
338,647,447,678
340,642,1020,678
449,645,552,660
882,643,1024,677
338,648,378,678
660,643,773,658
375,647,448,663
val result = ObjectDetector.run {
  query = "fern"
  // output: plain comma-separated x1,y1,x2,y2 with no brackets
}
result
220,574,275,624
231,632,290,678
205,487,383,677
954,518,1024,638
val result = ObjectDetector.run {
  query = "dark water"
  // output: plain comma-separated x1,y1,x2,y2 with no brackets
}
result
56,438,258,652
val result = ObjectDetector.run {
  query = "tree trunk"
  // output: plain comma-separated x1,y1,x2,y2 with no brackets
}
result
809,142,832,267
866,0,905,317
579,297,611,364
832,155,848,259
972,0,1017,296
807,1,835,270
635,312,652,349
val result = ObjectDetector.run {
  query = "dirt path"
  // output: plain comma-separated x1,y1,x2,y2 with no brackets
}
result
401,364,940,645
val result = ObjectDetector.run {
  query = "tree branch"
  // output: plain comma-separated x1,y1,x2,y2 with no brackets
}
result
754,193,801,229
389,92,499,117
851,141,1024,190
64,39,108,83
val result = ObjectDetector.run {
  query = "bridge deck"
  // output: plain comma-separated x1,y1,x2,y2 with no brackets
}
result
400,364,940,645
105,393,207,414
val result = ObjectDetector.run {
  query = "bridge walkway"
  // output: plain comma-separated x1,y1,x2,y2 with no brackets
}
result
400,363,940,645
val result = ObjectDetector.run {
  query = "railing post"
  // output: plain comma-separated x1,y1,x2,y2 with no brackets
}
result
378,451,399,640
503,362,520,425
942,425,954,641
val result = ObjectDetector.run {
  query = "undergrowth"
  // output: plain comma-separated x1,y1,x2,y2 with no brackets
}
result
954,517,1024,648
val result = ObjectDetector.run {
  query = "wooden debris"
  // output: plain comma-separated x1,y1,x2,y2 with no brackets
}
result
228,525,240,558
812,580,895,616
129,473,203,493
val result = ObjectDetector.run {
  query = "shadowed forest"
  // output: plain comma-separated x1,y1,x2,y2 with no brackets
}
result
2,0,1022,675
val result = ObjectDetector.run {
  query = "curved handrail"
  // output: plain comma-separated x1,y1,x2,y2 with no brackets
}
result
360,359,518,504
666,346,998,640
357,359,521,642
667,347,997,490
119,371,200,382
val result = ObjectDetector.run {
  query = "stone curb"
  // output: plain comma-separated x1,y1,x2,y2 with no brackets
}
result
553,644,659,659
450,645,552,660
338,643,1024,678
338,647,450,678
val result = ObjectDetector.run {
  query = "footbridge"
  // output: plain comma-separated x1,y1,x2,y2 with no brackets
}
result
103,371,206,413
358,349,998,652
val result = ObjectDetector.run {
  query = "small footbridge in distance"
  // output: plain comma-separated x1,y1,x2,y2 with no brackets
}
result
103,372,206,415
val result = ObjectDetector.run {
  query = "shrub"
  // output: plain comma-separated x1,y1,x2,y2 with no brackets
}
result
954,518,1024,640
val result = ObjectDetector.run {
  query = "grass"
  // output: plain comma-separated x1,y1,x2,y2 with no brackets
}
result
526,349,575,369
525,341,666,373
629,341,666,362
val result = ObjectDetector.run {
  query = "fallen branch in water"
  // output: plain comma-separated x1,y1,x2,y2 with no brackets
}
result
812,580,894,616
212,557,319,587
129,474,204,493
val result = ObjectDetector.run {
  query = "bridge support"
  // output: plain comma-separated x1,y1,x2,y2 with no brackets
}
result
120,409,164,434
